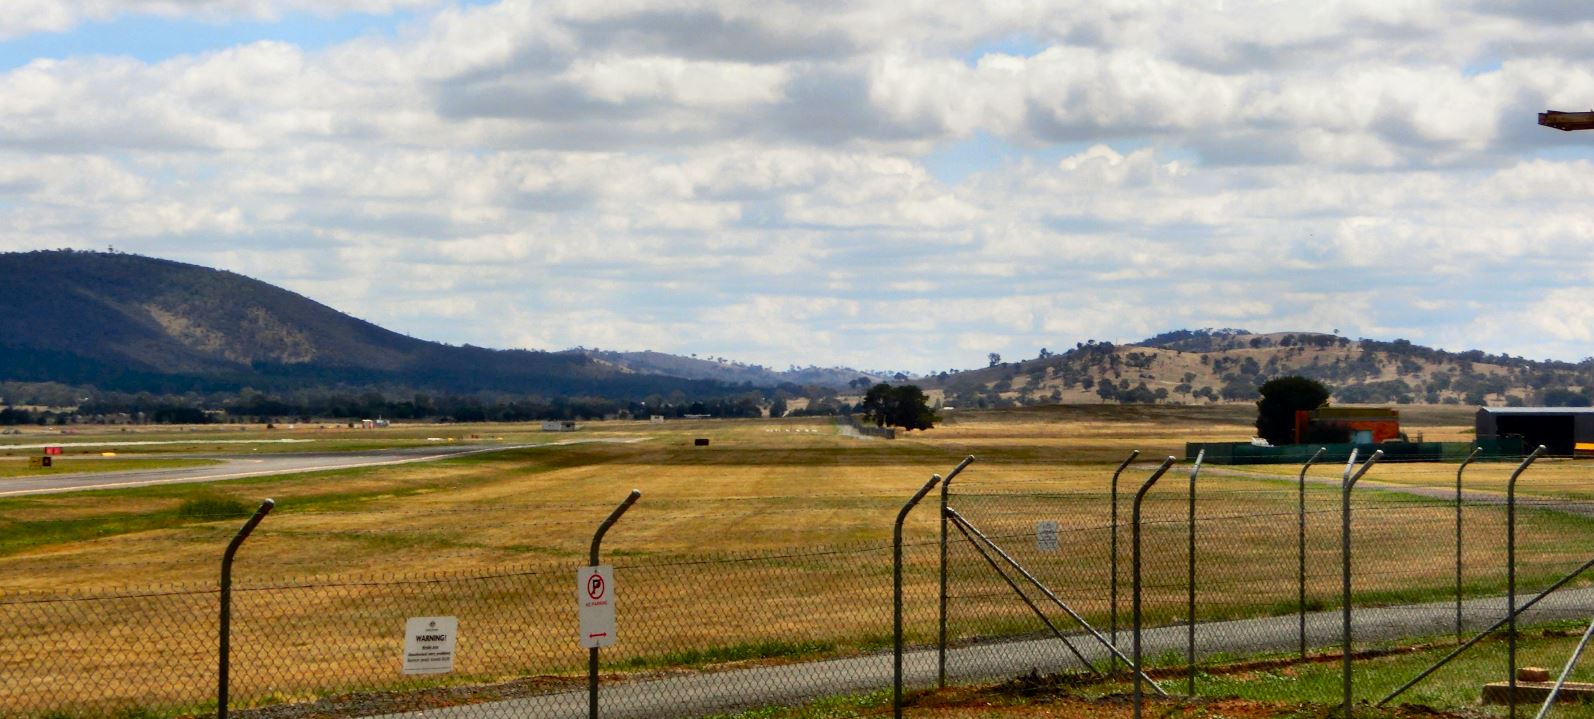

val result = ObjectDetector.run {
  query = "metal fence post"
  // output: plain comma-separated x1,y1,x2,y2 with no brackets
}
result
1299,447,1326,660
218,499,274,719
1186,450,1204,696
896,473,943,719
1341,449,1382,719
1132,457,1176,719
1508,446,1548,719
937,455,975,688
589,490,642,719
1110,449,1140,671
1456,447,1481,644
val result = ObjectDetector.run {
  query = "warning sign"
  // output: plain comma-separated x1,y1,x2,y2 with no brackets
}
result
1035,520,1059,552
578,565,617,648
402,616,457,675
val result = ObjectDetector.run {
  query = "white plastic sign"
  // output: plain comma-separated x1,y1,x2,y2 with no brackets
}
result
1036,520,1059,552
578,565,617,648
402,616,457,675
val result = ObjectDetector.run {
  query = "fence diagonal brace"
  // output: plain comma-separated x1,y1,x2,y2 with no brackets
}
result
947,512,1099,675
946,508,1168,697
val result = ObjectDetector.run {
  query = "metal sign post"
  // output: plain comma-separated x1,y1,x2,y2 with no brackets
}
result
587,490,640,719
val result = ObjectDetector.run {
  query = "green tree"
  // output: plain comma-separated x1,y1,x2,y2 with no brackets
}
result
860,383,939,431
1255,376,1332,445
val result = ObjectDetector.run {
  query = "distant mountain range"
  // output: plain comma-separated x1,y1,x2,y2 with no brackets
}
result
0,250,875,397
1,251,1588,408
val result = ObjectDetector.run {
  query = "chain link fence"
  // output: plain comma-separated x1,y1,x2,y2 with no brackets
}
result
940,455,1594,703
9,456,1594,718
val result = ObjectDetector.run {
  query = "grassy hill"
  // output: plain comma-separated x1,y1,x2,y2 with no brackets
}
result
0,250,735,398
580,348,886,390
927,329,1594,409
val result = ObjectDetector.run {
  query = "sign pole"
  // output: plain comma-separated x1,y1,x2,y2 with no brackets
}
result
587,490,640,719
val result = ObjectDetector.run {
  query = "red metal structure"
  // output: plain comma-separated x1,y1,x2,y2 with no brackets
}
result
1294,407,1401,444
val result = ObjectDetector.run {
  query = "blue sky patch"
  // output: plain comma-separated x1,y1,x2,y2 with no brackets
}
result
0,11,419,70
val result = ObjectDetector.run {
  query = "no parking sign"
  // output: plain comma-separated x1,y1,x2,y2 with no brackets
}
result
578,565,616,648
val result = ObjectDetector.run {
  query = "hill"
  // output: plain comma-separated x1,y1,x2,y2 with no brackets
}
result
0,250,736,398
579,349,887,390
928,329,1594,409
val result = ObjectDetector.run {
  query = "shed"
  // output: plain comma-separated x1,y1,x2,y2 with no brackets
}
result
1294,407,1401,444
1475,407,1594,456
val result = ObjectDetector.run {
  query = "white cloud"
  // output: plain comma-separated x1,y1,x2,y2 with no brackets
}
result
4,1,1594,372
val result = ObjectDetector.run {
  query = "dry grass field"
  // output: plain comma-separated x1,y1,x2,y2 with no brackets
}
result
7,404,1593,717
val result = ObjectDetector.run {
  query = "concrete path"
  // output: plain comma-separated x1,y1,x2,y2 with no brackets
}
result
0,439,643,496
375,588,1594,719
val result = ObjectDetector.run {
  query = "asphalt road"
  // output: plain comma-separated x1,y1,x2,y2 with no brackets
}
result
0,441,630,497
372,588,1594,719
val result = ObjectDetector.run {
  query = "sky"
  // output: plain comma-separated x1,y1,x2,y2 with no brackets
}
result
4,1,1594,375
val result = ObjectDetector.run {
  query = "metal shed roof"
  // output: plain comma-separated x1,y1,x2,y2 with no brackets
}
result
1477,407,1594,414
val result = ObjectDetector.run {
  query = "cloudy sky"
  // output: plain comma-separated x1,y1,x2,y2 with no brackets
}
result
4,1,1594,374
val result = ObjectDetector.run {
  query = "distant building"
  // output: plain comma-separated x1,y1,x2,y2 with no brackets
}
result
1476,407,1594,456
1294,407,1401,445
650,415,665,423
541,420,578,432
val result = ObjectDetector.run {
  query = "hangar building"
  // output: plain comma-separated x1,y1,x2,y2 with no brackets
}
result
1475,407,1594,456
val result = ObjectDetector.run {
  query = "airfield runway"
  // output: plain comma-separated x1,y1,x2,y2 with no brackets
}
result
0,440,635,497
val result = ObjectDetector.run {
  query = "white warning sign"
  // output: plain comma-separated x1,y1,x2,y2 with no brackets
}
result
578,565,617,648
402,616,457,675
1036,520,1059,552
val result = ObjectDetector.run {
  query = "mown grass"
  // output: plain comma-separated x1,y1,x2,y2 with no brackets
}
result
704,622,1594,719
8,410,1592,718
0,456,220,477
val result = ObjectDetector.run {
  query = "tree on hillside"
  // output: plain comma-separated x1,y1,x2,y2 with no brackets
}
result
1255,376,1332,445
860,383,939,431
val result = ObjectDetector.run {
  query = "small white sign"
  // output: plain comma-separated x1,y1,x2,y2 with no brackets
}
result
1036,520,1059,552
578,565,617,648
402,616,457,675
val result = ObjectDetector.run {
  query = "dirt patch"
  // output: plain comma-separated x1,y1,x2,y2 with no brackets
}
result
221,675,585,719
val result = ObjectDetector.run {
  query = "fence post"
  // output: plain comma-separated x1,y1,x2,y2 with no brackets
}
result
1341,450,1382,719
1132,457,1176,719
1186,449,1204,696
1456,447,1481,644
1508,446,1548,719
218,499,274,719
938,455,975,689
1110,449,1140,672
896,473,943,719
1298,447,1326,661
589,490,642,719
